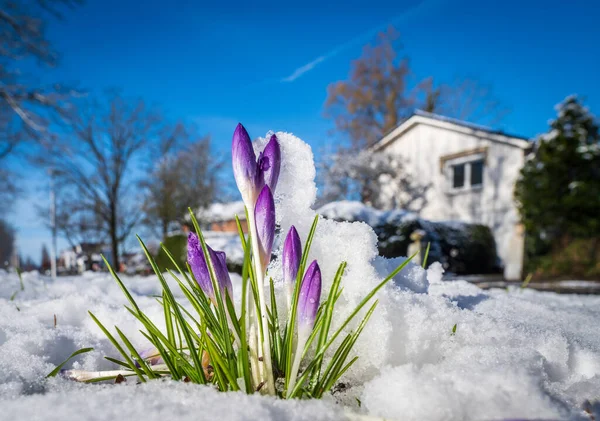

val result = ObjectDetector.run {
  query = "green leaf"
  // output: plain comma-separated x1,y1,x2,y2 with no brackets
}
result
238,247,253,394
46,347,94,378
102,255,141,314
310,261,346,384
115,326,157,379
138,235,206,384
204,334,240,391
422,242,431,268
163,291,175,346
314,301,377,397
16,267,24,291
104,356,131,368
284,215,319,391
89,311,147,382
521,273,533,289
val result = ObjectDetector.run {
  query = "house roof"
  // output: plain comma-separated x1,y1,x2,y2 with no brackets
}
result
371,110,532,152
196,201,247,223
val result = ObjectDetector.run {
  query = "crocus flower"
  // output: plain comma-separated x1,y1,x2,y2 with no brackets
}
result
260,134,281,192
136,347,163,367
297,260,321,332
187,232,233,301
287,259,322,397
232,123,260,205
254,185,276,268
232,124,281,206
283,226,302,310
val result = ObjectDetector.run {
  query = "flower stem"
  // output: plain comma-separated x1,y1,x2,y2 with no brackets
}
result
247,211,276,395
248,310,260,387
286,330,307,398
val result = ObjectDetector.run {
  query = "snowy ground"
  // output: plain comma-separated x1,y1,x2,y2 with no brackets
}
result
1,269,600,420
1,131,598,420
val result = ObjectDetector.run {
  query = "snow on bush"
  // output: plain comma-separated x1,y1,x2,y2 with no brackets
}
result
0,132,599,420
318,200,499,274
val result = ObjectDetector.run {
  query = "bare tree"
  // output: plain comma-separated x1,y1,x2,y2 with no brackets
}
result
51,189,105,247
419,77,510,127
0,0,81,155
324,27,415,150
322,26,509,208
317,149,428,210
141,129,222,240
40,242,50,271
0,0,81,215
38,93,162,272
0,217,14,267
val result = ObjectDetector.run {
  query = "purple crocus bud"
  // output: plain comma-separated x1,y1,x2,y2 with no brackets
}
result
188,232,211,296
136,347,163,367
211,249,233,300
187,232,232,301
283,226,301,287
254,185,276,268
259,134,281,192
297,260,321,332
232,123,261,205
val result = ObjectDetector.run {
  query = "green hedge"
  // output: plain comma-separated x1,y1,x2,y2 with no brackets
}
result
375,219,500,275
155,234,188,271
529,237,600,280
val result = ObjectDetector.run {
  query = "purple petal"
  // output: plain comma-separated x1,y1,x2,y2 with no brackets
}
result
254,185,276,267
297,260,321,330
283,226,302,287
211,249,233,300
187,233,232,301
136,347,163,367
260,134,281,192
232,123,260,204
187,232,213,298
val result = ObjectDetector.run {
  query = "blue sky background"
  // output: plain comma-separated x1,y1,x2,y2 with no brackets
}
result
8,0,600,262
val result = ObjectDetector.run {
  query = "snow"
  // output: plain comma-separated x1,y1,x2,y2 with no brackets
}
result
1,131,600,420
197,201,247,223
204,231,244,265
316,200,414,227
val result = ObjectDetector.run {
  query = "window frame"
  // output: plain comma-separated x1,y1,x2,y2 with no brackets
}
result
469,159,484,187
442,152,486,194
451,162,466,189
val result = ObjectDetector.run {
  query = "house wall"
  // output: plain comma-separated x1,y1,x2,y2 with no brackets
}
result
210,219,248,233
379,123,526,280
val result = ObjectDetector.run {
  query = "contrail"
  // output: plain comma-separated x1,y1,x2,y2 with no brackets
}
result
280,0,441,83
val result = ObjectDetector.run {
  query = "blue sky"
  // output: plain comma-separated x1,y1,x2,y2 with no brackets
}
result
9,0,600,262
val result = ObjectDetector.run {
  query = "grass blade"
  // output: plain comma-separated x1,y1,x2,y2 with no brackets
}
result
422,242,431,268
88,311,146,382
46,347,94,378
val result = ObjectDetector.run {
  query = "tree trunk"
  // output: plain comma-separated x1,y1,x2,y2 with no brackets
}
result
162,219,169,242
109,202,120,272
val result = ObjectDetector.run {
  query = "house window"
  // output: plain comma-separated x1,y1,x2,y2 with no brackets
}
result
441,151,486,192
470,160,484,186
452,164,465,188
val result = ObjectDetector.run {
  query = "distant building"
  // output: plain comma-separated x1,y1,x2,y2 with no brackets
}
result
121,251,151,275
58,242,110,274
196,201,248,233
372,111,531,280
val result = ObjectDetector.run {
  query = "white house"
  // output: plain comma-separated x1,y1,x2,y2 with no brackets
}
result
372,110,531,280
